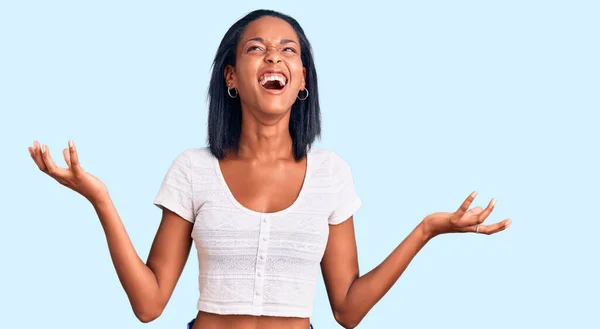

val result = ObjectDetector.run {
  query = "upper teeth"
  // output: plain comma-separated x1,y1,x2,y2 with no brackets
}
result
260,73,287,86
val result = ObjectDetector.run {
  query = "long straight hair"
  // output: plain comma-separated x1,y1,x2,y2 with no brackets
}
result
207,9,321,161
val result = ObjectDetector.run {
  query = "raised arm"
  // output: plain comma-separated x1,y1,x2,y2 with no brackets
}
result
321,216,429,329
29,140,193,322
94,199,193,322
321,192,511,329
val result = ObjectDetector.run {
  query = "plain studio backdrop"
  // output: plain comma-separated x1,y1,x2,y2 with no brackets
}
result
1,1,598,328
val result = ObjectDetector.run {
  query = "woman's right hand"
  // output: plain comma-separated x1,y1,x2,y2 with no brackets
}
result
29,140,109,205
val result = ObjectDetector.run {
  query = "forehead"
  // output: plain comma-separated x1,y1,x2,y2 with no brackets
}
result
241,16,299,43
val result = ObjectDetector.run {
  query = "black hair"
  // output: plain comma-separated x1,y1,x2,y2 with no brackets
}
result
207,9,321,161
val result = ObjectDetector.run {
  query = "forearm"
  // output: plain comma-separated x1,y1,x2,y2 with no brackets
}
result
337,221,432,327
92,195,161,321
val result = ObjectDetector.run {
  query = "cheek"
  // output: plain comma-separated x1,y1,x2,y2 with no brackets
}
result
234,60,259,89
236,71,254,90
290,64,305,88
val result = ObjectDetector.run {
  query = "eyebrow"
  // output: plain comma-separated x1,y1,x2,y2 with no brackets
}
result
246,37,298,45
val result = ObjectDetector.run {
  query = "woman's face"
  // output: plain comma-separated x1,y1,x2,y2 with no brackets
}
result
226,16,306,117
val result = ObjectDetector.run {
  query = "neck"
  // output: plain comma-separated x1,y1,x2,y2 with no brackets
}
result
237,108,294,161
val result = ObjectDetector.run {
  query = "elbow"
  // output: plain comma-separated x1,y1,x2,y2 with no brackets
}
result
333,310,362,329
134,305,163,323
135,310,162,323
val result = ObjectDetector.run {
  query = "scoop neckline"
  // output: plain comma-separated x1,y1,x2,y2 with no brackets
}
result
212,149,312,217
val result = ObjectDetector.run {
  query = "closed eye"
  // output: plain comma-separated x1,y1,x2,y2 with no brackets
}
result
247,45,264,52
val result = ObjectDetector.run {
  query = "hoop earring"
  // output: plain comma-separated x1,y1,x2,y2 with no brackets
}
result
297,88,309,101
227,86,238,98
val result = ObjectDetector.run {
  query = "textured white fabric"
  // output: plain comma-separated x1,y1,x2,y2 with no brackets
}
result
153,147,361,318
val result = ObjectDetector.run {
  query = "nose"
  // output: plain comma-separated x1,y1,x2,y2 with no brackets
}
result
264,46,281,64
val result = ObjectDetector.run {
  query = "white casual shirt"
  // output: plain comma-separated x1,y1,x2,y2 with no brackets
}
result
153,147,361,317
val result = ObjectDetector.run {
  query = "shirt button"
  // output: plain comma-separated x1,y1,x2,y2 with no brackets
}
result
256,291,261,296
263,217,268,222
258,272,262,277
262,237,267,241
260,255,265,260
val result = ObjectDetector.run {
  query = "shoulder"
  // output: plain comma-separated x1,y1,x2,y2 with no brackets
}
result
169,147,214,166
308,147,353,174
184,147,214,163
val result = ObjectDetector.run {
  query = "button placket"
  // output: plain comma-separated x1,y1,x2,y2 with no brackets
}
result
253,214,271,308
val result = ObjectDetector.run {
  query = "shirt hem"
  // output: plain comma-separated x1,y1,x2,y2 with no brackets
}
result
153,199,195,223
328,197,362,225
197,301,313,318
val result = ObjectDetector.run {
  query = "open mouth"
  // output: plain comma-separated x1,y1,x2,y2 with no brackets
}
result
259,72,287,91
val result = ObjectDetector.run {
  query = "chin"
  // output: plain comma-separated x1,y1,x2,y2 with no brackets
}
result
257,98,294,116
259,104,291,116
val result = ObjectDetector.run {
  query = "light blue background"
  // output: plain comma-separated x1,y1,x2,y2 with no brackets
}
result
1,0,598,328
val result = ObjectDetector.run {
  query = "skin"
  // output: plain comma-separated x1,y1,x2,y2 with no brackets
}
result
29,16,512,329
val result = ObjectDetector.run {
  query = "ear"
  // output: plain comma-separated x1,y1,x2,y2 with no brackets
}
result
224,64,236,88
301,67,306,90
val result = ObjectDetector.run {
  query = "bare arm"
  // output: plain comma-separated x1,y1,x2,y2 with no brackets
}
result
321,218,429,329
29,140,193,323
95,197,193,322
321,193,511,329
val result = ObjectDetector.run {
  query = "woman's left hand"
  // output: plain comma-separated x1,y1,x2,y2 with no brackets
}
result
422,191,512,239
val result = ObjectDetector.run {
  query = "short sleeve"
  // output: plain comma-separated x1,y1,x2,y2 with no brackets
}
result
153,150,195,223
328,153,362,225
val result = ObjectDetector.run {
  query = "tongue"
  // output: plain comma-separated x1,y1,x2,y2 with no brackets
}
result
263,80,283,90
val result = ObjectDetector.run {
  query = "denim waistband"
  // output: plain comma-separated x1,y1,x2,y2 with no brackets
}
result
187,319,313,329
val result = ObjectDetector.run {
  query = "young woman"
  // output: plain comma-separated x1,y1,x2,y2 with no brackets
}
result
28,9,511,329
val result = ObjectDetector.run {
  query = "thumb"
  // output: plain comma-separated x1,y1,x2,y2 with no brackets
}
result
63,148,72,168
468,206,484,215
